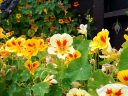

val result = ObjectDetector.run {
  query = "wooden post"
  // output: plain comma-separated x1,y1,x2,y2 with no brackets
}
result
93,0,104,34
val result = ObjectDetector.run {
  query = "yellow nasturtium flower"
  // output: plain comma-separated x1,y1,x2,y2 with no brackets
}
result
22,38,39,59
124,34,128,41
117,70,128,86
16,13,21,19
0,0,3,4
24,60,39,75
58,19,64,24
0,27,6,39
5,37,26,56
22,37,47,59
5,37,18,52
16,13,21,22
89,29,110,51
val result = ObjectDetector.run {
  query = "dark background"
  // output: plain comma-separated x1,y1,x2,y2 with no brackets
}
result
69,0,128,49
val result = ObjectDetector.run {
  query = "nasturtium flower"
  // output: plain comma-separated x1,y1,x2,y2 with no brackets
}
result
43,8,47,14
58,19,64,24
89,29,110,51
44,75,58,85
65,50,81,65
15,37,26,56
0,0,3,4
22,37,47,59
0,27,6,38
125,27,128,31
100,48,119,61
5,37,26,56
0,45,9,58
48,33,75,59
36,37,48,52
22,38,39,59
117,70,128,86
86,15,93,23
5,37,18,52
124,34,128,41
66,88,91,96
96,84,128,96
16,13,21,19
78,24,87,37
16,13,21,22
73,1,79,7
24,60,39,75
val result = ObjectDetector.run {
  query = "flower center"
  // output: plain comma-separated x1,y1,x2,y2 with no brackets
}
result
56,39,67,53
106,89,122,96
123,76,128,81
101,36,106,43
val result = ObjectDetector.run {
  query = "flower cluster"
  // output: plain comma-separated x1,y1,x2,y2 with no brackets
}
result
4,36,47,59
1,24,128,96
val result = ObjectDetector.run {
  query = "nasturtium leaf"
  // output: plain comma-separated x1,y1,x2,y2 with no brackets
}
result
45,85,62,96
87,70,115,96
62,39,92,81
118,47,128,70
32,82,49,96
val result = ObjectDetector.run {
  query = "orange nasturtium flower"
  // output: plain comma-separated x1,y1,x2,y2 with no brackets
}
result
5,37,18,52
117,70,128,86
58,19,64,24
22,38,39,59
73,1,79,7
89,29,110,51
24,60,39,75
48,33,75,59
0,45,9,58
5,37,26,56
65,50,81,65
36,37,48,52
22,37,47,59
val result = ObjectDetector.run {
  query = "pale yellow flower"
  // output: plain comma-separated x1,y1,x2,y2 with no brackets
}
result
125,27,128,31
66,88,91,96
78,24,87,37
100,48,119,61
44,75,58,85
86,15,93,23
48,33,75,59
96,84,128,96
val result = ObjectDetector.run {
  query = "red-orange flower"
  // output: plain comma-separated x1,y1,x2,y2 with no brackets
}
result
24,60,39,75
73,1,79,7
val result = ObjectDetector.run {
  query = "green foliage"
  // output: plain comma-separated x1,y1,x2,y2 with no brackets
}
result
118,47,128,70
32,82,49,96
0,0,79,37
87,70,115,96
62,37,92,81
